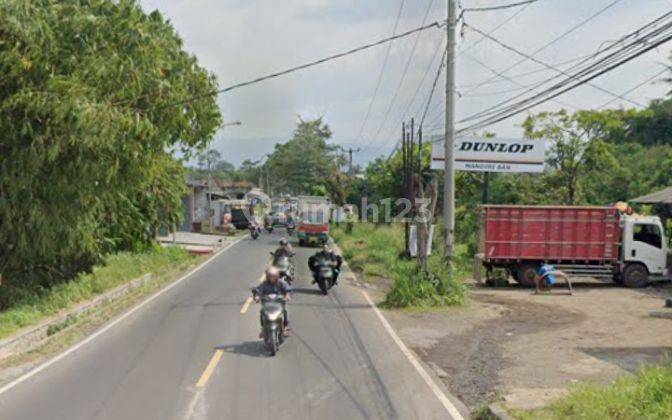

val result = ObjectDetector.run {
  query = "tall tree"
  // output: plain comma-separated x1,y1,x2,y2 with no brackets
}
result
265,117,342,196
0,0,221,288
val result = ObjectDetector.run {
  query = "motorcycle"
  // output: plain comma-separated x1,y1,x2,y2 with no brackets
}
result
271,251,295,284
314,258,336,295
249,223,261,239
259,293,286,356
286,219,296,236
264,217,274,233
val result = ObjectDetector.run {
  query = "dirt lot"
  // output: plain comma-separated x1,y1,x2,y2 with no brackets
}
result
381,280,672,411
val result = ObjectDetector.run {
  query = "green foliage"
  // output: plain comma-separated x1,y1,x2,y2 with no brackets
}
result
331,223,467,308
513,363,672,420
265,117,343,196
0,1,220,286
0,246,194,337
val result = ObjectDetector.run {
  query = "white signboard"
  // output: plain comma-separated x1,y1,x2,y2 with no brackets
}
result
430,137,546,173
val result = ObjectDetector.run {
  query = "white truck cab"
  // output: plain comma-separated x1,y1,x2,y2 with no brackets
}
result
621,215,669,286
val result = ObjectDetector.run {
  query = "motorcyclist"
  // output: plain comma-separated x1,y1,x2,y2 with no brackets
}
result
308,243,343,285
252,266,291,336
273,238,294,259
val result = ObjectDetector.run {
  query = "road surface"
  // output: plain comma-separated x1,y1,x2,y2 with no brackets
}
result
0,232,466,419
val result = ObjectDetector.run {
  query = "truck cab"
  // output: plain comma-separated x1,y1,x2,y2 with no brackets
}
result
621,215,669,285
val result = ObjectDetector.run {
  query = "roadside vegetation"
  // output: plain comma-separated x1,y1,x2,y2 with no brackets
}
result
331,223,467,308
0,246,195,339
512,363,672,420
0,0,220,303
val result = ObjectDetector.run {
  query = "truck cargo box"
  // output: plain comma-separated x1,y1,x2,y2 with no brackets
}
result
480,205,621,263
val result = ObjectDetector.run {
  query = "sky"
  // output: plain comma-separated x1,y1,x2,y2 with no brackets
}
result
140,0,672,166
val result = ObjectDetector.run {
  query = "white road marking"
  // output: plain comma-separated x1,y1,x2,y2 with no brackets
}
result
0,234,249,397
359,288,465,420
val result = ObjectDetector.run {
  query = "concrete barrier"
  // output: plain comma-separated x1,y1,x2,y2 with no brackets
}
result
0,273,153,361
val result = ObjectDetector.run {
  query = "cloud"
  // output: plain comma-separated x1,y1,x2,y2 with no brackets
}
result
140,0,672,165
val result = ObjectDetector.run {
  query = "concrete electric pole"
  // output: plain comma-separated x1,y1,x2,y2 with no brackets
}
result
346,147,361,176
443,0,457,260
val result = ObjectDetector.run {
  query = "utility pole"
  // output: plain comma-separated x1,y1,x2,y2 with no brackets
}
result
346,147,361,176
443,0,457,260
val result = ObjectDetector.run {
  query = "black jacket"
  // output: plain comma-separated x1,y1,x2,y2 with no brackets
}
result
308,251,343,272
252,279,291,297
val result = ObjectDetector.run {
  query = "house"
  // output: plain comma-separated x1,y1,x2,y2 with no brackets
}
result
180,179,269,232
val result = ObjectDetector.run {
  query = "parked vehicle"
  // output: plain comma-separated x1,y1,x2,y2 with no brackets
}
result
259,294,286,356
271,252,295,284
475,205,670,288
314,257,336,295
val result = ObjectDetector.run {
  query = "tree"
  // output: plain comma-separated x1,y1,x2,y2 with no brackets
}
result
265,117,341,197
0,0,221,290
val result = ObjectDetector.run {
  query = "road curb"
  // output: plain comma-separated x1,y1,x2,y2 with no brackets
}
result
485,403,513,420
0,273,154,362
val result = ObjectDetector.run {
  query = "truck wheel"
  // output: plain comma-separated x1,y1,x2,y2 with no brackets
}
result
516,264,538,288
612,272,623,285
622,263,649,288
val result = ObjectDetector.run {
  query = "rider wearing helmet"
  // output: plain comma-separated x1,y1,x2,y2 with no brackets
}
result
253,266,291,336
273,238,294,259
308,243,343,285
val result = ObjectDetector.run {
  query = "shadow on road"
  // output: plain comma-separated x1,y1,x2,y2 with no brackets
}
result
290,287,323,296
216,341,268,358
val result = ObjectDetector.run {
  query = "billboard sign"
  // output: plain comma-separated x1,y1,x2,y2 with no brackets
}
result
430,136,546,173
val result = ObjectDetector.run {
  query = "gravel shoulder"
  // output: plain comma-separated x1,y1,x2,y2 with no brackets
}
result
380,280,672,411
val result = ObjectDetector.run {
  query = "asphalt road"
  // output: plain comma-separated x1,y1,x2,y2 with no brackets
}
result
0,231,466,420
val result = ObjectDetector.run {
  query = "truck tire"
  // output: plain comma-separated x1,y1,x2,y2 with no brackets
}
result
515,263,538,288
622,263,649,288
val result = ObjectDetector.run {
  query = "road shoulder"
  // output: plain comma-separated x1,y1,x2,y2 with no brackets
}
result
0,235,247,393
333,243,471,419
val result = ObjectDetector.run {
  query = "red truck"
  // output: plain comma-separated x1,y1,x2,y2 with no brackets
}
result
476,205,670,288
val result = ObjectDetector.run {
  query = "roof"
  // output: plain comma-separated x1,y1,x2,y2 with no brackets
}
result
631,187,672,204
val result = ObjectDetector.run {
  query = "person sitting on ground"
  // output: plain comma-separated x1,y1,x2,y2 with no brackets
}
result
308,243,343,285
252,266,291,336
534,264,572,294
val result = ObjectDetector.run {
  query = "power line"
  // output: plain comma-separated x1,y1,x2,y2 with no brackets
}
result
118,19,446,109
421,48,448,126
456,17,672,134
460,0,539,16
364,0,436,154
355,0,407,151
463,23,644,109
378,0,533,159
461,50,579,109
457,0,534,57
403,0,536,146
599,66,669,108
459,12,672,125
382,36,446,160
461,0,624,95
457,51,602,89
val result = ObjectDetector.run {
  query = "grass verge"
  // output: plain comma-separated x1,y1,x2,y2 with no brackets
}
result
0,245,197,340
0,245,207,381
331,223,467,308
511,363,672,420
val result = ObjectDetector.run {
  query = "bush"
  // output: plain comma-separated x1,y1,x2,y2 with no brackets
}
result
332,223,467,308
